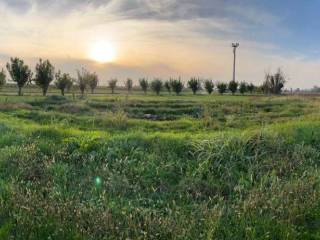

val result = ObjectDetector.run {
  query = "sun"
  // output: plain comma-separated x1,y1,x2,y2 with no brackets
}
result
89,41,116,63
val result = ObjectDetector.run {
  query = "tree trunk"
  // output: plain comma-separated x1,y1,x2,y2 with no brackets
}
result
61,89,65,96
18,87,22,96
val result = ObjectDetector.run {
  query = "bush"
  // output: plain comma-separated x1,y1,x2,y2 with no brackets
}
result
188,78,201,95
151,79,163,95
170,78,184,95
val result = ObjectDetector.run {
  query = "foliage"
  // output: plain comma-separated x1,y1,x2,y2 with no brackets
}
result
125,78,133,93
228,80,238,95
262,69,286,94
55,71,73,96
247,83,255,93
88,73,99,94
188,77,201,95
239,82,247,94
204,80,214,94
6,57,32,96
170,78,184,95
108,79,118,94
151,79,163,95
217,82,227,95
34,59,55,96
164,80,171,94
139,78,149,94
0,69,6,88
77,69,89,96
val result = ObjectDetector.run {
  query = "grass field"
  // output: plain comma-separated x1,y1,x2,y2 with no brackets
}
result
1,89,320,239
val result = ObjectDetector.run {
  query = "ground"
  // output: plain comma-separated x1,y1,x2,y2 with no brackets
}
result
1,89,320,239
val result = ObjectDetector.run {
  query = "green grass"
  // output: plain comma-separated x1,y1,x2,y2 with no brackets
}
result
1,91,320,239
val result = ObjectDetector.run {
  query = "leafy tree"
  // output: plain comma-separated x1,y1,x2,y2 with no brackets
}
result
108,79,117,94
188,77,201,95
164,80,171,94
6,57,32,96
77,69,90,96
126,78,133,93
239,82,247,95
170,78,184,95
204,80,214,94
247,83,255,94
34,59,55,96
262,69,286,94
0,69,6,89
217,82,227,95
228,80,238,95
55,71,73,96
88,73,99,94
151,79,163,95
139,78,149,94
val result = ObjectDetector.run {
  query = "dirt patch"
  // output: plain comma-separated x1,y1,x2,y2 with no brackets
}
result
0,103,33,110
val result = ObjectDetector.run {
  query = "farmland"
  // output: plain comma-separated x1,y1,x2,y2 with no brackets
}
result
1,89,320,239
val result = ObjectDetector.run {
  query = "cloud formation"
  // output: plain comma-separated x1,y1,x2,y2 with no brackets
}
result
0,0,319,88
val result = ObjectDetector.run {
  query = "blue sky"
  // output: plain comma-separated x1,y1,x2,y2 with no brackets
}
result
0,0,319,88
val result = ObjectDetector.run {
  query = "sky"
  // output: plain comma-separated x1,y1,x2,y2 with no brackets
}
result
0,0,319,88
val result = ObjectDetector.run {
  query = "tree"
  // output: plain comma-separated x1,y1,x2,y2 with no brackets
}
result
239,82,247,95
34,59,55,96
204,80,214,94
217,82,227,95
55,71,73,96
6,57,32,96
262,69,286,94
188,77,201,95
108,79,117,94
0,69,6,89
228,80,238,95
164,80,171,94
88,73,99,94
247,83,255,94
151,79,163,95
170,78,184,95
77,69,90,96
126,78,133,93
139,78,149,94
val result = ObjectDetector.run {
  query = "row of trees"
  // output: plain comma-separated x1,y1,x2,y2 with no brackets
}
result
0,57,286,96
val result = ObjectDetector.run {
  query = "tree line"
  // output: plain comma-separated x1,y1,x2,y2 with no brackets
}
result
0,57,286,96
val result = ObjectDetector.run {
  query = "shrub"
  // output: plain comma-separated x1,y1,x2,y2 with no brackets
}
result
108,79,117,94
139,78,149,94
6,57,32,96
170,78,184,95
217,82,227,95
239,82,247,95
126,78,133,93
55,71,73,96
204,80,214,94
228,80,238,95
151,79,163,95
0,69,6,88
34,59,55,96
188,77,201,95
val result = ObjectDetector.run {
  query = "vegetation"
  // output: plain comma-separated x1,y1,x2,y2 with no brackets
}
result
170,78,184,95
239,81,247,94
108,79,118,94
188,77,201,95
6,57,32,96
34,59,55,96
139,78,149,94
217,82,227,95
55,71,73,96
151,78,163,95
125,78,133,93
0,69,6,88
164,80,171,94
228,80,238,95
88,73,99,94
247,83,255,93
204,79,214,94
262,68,286,94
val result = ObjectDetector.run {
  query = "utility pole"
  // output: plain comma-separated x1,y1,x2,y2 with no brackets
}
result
232,43,239,81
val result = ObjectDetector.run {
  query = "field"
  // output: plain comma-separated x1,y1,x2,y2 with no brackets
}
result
1,88,320,239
